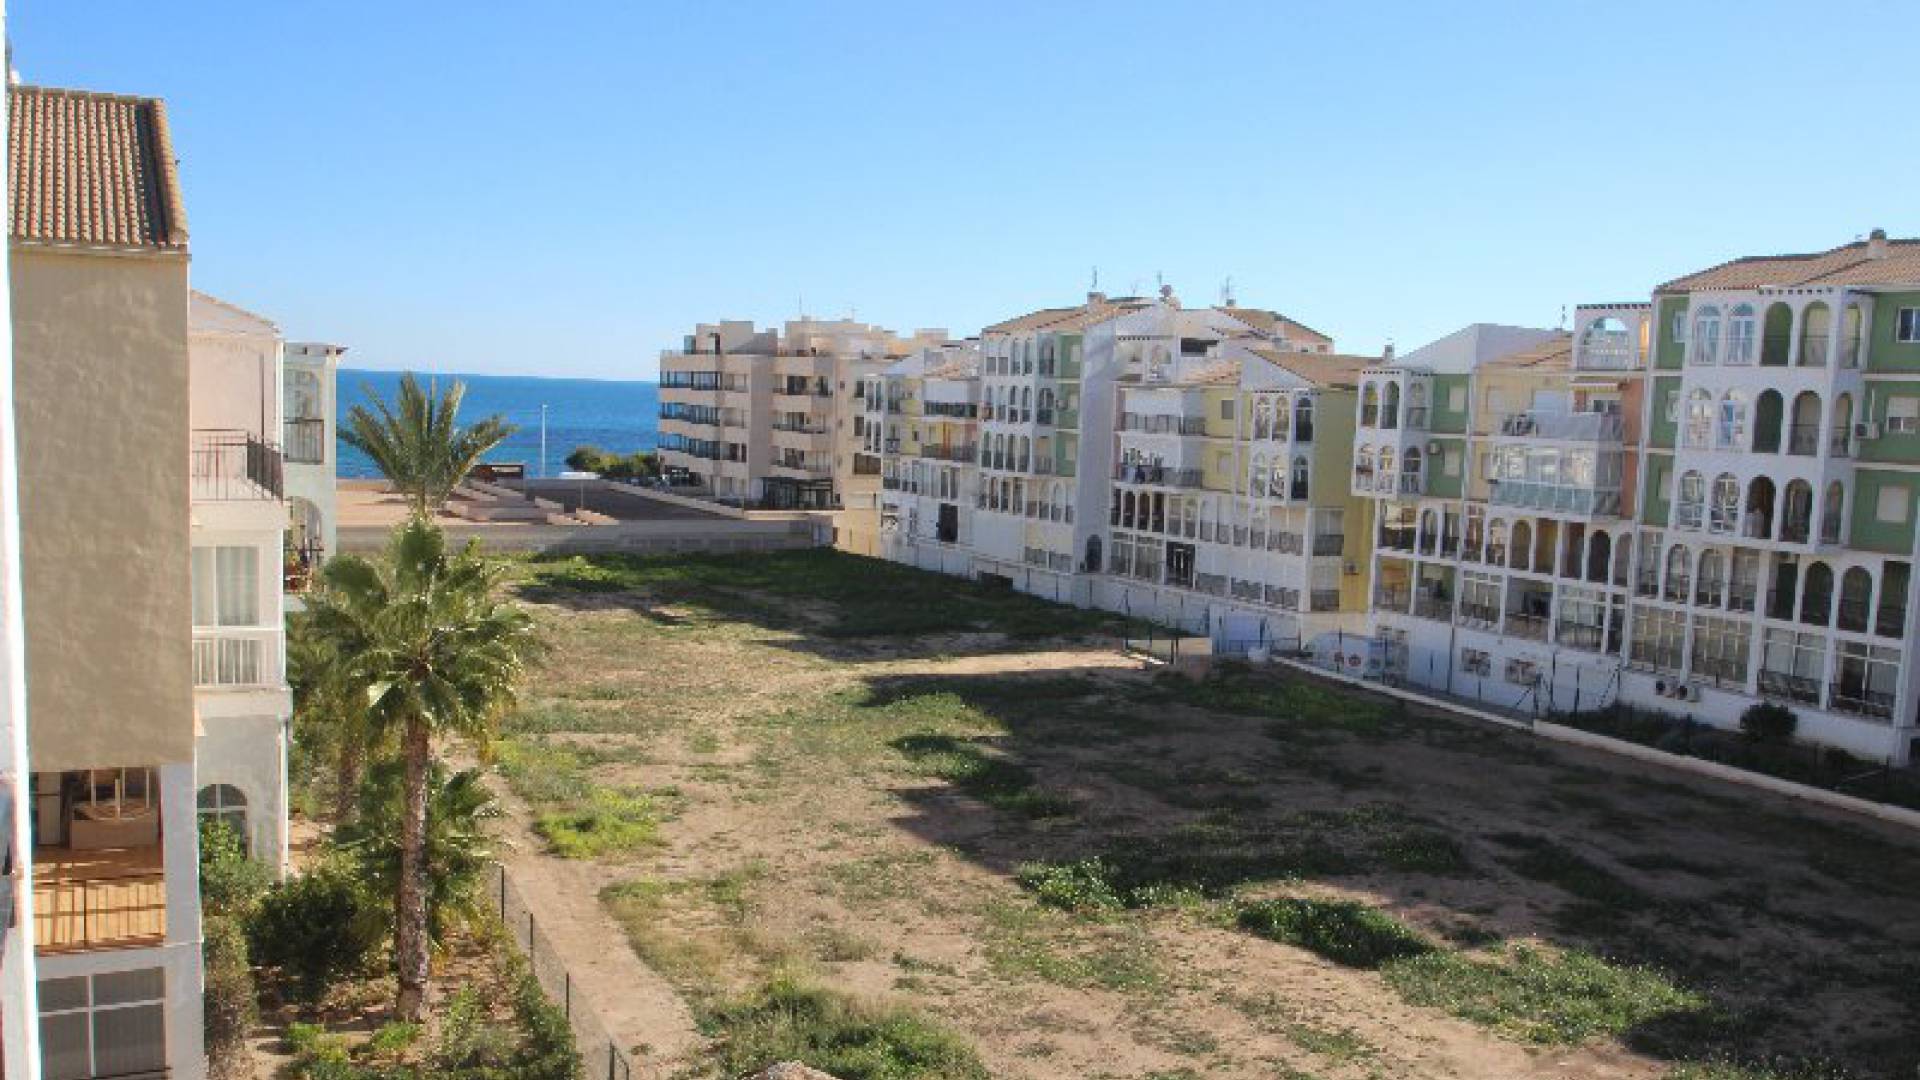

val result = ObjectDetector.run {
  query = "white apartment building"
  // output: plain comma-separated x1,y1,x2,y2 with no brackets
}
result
657,318,943,510
188,293,294,876
283,340,343,589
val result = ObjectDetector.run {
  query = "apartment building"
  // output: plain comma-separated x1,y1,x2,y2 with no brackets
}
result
1620,230,1920,762
657,318,943,509
188,293,295,876
872,289,1376,639
1351,322,1630,709
283,340,343,589
11,83,206,1080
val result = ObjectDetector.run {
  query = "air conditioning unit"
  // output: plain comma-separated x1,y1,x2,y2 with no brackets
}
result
1855,421,1882,440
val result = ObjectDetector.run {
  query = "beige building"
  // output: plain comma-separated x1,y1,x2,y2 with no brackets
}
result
657,318,943,509
11,84,207,1080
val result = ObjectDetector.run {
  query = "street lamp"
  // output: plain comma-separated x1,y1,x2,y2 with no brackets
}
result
539,404,548,479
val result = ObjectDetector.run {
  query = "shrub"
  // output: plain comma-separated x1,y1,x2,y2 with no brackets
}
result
1237,898,1433,968
247,858,381,1000
433,986,516,1072
1384,944,1706,1045
1738,702,1798,744
204,916,259,1080
701,977,987,1080
200,818,271,918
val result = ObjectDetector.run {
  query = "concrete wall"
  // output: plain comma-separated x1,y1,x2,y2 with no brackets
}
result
11,248,194,771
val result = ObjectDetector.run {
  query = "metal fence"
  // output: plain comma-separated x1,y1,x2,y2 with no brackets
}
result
486,863,641,1080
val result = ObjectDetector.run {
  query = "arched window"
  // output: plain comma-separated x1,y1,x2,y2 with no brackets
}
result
1292,456,1310,499
1378,447,1395,488
1745,477,1777,540
1789,391,1822,455
1356,445,1375,479
1831,394,1854,457
1802,562,1834,626
1783,479,1815,543
1691,305,1722,364
1725,304,1757,364
1181,498,1197,538
1487,520,1509,565
1754,389,1785,453
1685,389,1714,448
1839,567,1873,632
1419,509,1439,555
1269,457,1287,497
1361,383,1380,427
1250,452,1268,495
1403,447,1422,493
1841,304,1864,368
1710,473,1740,534
1822,482,1845,545
1665,544,1692,602
1801,302,1831,366
1254,398,1273,440
198,784,249,851
1382,382,1402,429
1718,390,1749,448
1761,302,1793,366
1294,396,1314,441
1676,470,1705,530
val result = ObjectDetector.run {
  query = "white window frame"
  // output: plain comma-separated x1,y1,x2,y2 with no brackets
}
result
39,969,168,1080
1898,307,1920,344
1876,484,1911,525
1887,396,1920,434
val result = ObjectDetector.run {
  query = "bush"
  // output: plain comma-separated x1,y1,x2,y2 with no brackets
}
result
1739,702,1798,744
200,818,271,918
1237,898,1433,968
204,916,259,1080
701,977,987,1080
565,444,659,480
247,858,381,1000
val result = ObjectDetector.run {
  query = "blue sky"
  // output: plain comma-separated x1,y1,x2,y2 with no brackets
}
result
15,1,1917,380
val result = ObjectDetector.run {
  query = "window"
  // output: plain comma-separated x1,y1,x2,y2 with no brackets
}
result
1459,648,1492,676
198,783,249,850
1887,396,1920,434
1725,304,1756,365
1630,606,1687,673
40,969,167,1080
1717,390,1749,448
1691,306,1722,364
1443,448,1461,477
1671,311,1687,344
1877,484,1911,524
1690,615,1751,684
1684,389,1714,448
1219,399,1236,421
1504,658,1540,686
191,546,259,627
1899,308,1920,344
1447,386,1467,412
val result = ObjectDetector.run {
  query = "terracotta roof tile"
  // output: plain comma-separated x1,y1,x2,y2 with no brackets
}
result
1481,333,1573,372
1216,306,1334,346
9,85,187,251
1247,347,1374,389
1660,238,1920,292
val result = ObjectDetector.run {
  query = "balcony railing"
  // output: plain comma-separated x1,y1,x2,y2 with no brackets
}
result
1312,534,1343,556
1457,600,1500,628
193,627,282,688
1118,414,1208,435
1114,463,1205,489
1758,670,1823,706
918,443,976,463
284,417,326,465
1487,480,1621,517
1309,589,1342,612
34,847,166,954
1496,411,1623,442
192,430,283,501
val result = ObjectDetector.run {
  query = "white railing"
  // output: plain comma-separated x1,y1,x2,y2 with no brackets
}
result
1487,480,1622,516
192,627,282,688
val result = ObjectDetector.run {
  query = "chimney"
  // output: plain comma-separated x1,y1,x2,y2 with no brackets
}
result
1382,343,1396,362
1868,227,1889,260
1087,291,1107,305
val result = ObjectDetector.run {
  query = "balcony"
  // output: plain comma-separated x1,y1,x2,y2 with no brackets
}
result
1787,424,1821,456
1309,589,1342,612
284,417,326,465
1496,411,1623,442
34,844,166,954
1486,480,1622,517
191,430,283,501
1113,462,1205,489
918,443,977,463
1351,469,1423,497
193,627,282,688
1118,414,1207,436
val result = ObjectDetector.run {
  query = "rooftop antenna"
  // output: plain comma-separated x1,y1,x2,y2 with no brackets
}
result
1220,276,1235,307
1558,304,1568,330
1090,266,1099,291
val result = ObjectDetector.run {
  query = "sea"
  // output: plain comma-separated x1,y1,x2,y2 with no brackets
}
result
335,369,658,480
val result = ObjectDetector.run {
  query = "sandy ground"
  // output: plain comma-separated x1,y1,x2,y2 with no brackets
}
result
484,579,1920,1080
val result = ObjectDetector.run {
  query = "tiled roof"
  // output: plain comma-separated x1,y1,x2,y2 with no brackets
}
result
1217,306,1334,346
1659,237,1920,292
981,298,1149,335
9,85,187,251
1247,347,1374,389
1481,333,1573,372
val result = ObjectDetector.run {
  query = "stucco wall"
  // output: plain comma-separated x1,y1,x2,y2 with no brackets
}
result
11,248,194,771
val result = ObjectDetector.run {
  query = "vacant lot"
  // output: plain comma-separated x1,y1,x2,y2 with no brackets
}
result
492,548,1920,1080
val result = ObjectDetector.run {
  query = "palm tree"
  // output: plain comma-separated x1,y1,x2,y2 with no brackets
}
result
337,760,500,950
305,517,539,1019
341,373,517,515
287,619,386,826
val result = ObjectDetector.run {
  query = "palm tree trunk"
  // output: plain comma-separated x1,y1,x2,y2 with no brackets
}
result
333,734,364,827
394,714,432,1021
